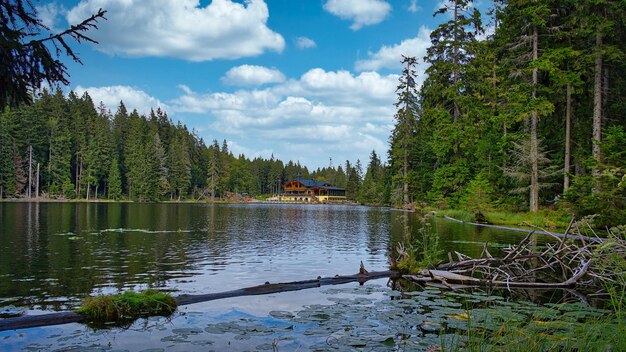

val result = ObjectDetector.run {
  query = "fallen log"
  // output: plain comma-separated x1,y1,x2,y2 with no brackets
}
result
0,312,85,332
0,270,397,332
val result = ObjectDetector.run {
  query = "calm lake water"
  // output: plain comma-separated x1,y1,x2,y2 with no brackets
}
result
0,202,538,351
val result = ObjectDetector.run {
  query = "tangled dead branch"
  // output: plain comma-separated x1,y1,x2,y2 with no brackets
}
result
403,219,626,293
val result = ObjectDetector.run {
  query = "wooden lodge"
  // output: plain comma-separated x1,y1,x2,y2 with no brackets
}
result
279,174,346,203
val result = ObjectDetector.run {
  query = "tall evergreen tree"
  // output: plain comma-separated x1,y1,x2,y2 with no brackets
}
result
0,107,16,197
168,132,191,200
107,156,122,200
389,56,419,206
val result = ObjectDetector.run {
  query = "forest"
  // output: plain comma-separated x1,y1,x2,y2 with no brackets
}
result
0,88,358,202
386,0,626,227
1,0,625,227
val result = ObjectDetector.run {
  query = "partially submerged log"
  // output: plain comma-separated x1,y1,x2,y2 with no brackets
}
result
0,312,85,332
0,269,397,332
442,215,602,243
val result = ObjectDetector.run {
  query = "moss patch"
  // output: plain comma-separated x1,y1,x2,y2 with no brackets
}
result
76,289,177,324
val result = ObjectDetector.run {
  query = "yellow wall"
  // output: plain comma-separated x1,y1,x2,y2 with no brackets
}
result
278,195,346,203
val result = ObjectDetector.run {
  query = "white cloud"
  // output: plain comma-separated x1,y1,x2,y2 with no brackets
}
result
66,0,285,61
323,0,391,30
72,68,399,168
222,65,286,86
36,2,67,31
355,26,432,73
73,85,166,115
169,68,398,167
408,0,421,13
295,36,317,49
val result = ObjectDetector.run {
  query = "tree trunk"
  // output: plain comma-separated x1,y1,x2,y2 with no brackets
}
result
530,26,539,212
592,31,603,171
35,163,39,199
27,145,32,198
78,157,83,198
453,0,460,124
75,153,80,194
564,83,572,193
403,149,409,205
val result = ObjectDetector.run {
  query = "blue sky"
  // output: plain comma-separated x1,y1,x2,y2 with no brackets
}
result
37,0,488,170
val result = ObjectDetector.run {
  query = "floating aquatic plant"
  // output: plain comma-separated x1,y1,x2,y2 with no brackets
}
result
76,289,177,324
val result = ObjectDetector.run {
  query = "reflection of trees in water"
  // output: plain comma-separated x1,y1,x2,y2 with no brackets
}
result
0,203,211,310
0,204,543,312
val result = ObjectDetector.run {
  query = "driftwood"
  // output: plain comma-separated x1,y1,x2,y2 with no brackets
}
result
405,260,591,289
0,270,397,332
400,216,624,292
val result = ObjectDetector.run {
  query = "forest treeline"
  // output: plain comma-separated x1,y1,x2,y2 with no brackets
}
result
385,0,626,226
0,88,377,202
1,1,625,227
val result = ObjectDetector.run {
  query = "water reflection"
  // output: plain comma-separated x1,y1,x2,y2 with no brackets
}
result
0,203,533,312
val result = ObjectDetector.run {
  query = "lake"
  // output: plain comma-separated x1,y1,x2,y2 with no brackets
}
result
0,202,539,351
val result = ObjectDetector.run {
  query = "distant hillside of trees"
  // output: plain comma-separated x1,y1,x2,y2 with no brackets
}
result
0,88,384,202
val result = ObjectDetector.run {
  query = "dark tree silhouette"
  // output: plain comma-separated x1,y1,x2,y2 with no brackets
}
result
0,0,106,107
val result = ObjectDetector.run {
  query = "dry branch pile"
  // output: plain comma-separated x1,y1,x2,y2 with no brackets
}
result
403,221,626,293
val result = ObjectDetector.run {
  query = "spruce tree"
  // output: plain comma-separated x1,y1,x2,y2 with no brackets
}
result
389,56,419,206
107,157,122,200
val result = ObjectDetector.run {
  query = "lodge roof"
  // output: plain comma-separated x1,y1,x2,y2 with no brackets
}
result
298,178,330,188
285,177,345,191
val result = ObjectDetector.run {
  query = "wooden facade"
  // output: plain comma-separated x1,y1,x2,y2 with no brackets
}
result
280,177,346,203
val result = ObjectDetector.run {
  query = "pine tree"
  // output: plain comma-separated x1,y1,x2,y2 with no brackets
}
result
168,132,191,200
12,142,27,195
359,150,385,205
153,132,170,199
0,107,16,197
207,140,221,200
45,89,73,197
346,160,362,201
107,156,122,200
498,1,555,211
389,56,419,206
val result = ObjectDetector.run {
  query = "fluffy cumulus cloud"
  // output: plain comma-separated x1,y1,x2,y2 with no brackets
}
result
323,0,391,30
74,85,166,115
222,65,286,86
295,36,317,49
66,0,285,61
355,26,432,79
169,68,398,167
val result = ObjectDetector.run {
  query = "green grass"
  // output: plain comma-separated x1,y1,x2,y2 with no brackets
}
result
76,290,177,323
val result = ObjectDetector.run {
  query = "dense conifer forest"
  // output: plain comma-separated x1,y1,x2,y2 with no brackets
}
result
0,88,341,202
1,0,625,227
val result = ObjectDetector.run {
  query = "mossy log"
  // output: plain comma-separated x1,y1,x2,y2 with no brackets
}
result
0,270,397,332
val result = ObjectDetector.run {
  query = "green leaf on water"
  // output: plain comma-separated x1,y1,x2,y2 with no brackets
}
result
381,336,395,346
